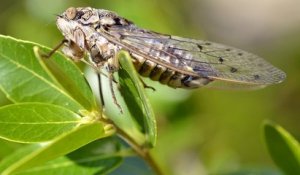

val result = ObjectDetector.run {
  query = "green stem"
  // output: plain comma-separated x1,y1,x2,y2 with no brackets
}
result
116,127,163,175
100,116,163,175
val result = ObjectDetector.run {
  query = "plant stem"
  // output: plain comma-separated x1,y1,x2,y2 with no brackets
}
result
100,115,163,174
116,127,163,175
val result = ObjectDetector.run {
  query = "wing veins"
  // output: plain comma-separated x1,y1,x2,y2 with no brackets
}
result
121,35,237,70
99,29,200,76
122,37,217,65
120,33,203,46
104,27,284,85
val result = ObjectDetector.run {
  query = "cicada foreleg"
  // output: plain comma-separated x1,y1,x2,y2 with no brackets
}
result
41,39,68,59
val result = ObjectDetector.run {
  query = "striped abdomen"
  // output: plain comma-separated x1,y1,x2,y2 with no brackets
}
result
130,53,212,89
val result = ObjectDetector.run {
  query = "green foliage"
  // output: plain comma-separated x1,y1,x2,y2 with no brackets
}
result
1,1,299,174
118,51,157,148
0,35,156,174
0,138,122,175
33,46,98,112
0,122,107,174
0,103,81,142
0,36,86,112
0,31,298,174
263,121,300,175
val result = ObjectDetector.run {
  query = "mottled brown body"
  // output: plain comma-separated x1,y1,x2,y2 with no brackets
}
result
56,7,285,91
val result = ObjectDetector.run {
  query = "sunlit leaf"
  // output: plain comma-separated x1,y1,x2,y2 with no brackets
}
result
0,35,96,112
0,144,39,173
33,46,98,111
1,121,111,174
117,51,157,147
0,138,122,175
263,121,300,175
0,103,81,143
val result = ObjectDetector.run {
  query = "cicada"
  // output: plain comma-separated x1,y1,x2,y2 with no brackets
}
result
52,7,285,107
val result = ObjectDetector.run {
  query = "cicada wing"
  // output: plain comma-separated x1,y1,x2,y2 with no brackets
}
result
203,80,267,90
106,25,286,87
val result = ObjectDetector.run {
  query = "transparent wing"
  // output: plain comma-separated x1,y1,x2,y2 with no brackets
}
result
106,25,286,86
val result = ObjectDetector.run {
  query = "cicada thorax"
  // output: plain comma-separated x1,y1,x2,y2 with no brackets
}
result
61,40,85,61
85,33,120,68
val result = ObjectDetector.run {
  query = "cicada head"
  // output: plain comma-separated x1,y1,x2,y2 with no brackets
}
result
57,7,131,32
56,7,101,60
56,7,98,39
56,7,131,65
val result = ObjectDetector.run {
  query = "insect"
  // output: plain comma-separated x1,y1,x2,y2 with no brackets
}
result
52,7,286,109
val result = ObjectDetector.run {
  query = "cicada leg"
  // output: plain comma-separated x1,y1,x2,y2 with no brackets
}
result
139,77,156,91
108,72,123,113
105,54,123,113
96,69,121,113
41,39,68,58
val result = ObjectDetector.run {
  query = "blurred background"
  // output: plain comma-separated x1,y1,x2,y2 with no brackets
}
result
0,0,299,174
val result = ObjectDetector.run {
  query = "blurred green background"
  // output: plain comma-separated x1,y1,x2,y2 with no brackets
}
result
0,0,299,174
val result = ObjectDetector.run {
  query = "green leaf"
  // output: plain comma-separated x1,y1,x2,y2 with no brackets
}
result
0,103,82,143
117,51,157,147
0,144,40,173
0,35,95,112
33,46,98,111
0,138,122,175
18,154,122,175
0,140,22,159
0,89,11,106
1,121,111,174
263,121,300,175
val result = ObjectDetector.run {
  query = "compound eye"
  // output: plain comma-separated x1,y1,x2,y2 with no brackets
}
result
65,7,77,20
